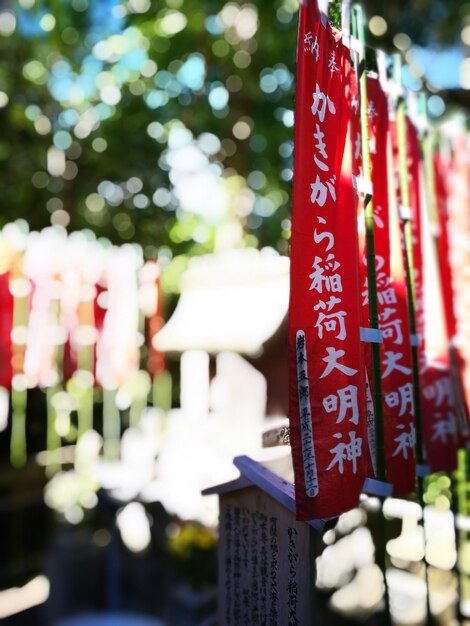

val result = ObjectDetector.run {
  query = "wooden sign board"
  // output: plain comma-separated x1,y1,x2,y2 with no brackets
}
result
204,456,321,626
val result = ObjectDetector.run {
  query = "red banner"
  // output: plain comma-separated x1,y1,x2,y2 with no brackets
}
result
439,136,470,431
408,124,458,471
289,0,368,520
434,153,457,342
406,122,427,376
358,78,416,493
420,361,459,471
434,152,469,443
148,275,166,377
0,273,13,389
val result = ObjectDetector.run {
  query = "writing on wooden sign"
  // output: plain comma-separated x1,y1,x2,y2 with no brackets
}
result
218,485,311,625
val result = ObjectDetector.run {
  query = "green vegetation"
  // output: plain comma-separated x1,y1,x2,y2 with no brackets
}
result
0,0,465,277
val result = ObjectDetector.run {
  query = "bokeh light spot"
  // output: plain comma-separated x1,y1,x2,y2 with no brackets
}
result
369,15,387,37
208,85,229,110
53,131,73,151
232,120,251,140
32,171,49,188
233,50,251,69
226,74,242,92
427,94,446,117
40,13,56,32
86,193,105,213
51,210,71,227
212,40,230,57
393,32,412,51
247,170,266,190
92,138,108,152
0,11,16,37
460,57,470,89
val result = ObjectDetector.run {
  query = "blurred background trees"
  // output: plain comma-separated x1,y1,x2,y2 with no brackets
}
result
0,0,298,270
0,0,469,279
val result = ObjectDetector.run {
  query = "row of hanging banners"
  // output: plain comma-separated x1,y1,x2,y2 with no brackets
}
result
289,0,470,521
0,0,468,529
0,224,166,468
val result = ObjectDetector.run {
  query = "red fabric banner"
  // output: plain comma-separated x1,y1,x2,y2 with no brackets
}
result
434,154,457,342
358,78,416,493
438,136,470,431
434,152,470,443
0,273,13,389
408,124,458,472
148,277,166,377
420,361,459,472
406,122,427,376
289,0,368,520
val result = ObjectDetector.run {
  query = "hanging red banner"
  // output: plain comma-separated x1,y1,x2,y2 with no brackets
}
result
434,153,457,342
0,273,13,389
439,135,470,432
434,151,469,444
358,78,416,494
146,269,166,377
420,360,459,471
407,124,458,472
289,0,368,520
405,122,427,376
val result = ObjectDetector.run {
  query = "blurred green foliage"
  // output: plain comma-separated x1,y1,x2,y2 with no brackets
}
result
0,0,298,268
0,0,465,280
328,0,341,29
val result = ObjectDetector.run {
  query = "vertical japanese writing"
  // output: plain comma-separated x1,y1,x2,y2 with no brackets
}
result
269,517,278,625
287,527,299,626
233,506,241,623
224,504,233,625
250,511,260,624
304,31,320,61
309,83,336,209
365,372,377,476
423,375,457,445
295,330,319,498
328,50,340,75
306,76,365,479
221,495,310,623
241,507,251,624
363,257,415,461
259,513,268,625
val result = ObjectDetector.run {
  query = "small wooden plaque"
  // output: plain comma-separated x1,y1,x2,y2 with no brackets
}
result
205,457,316,625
